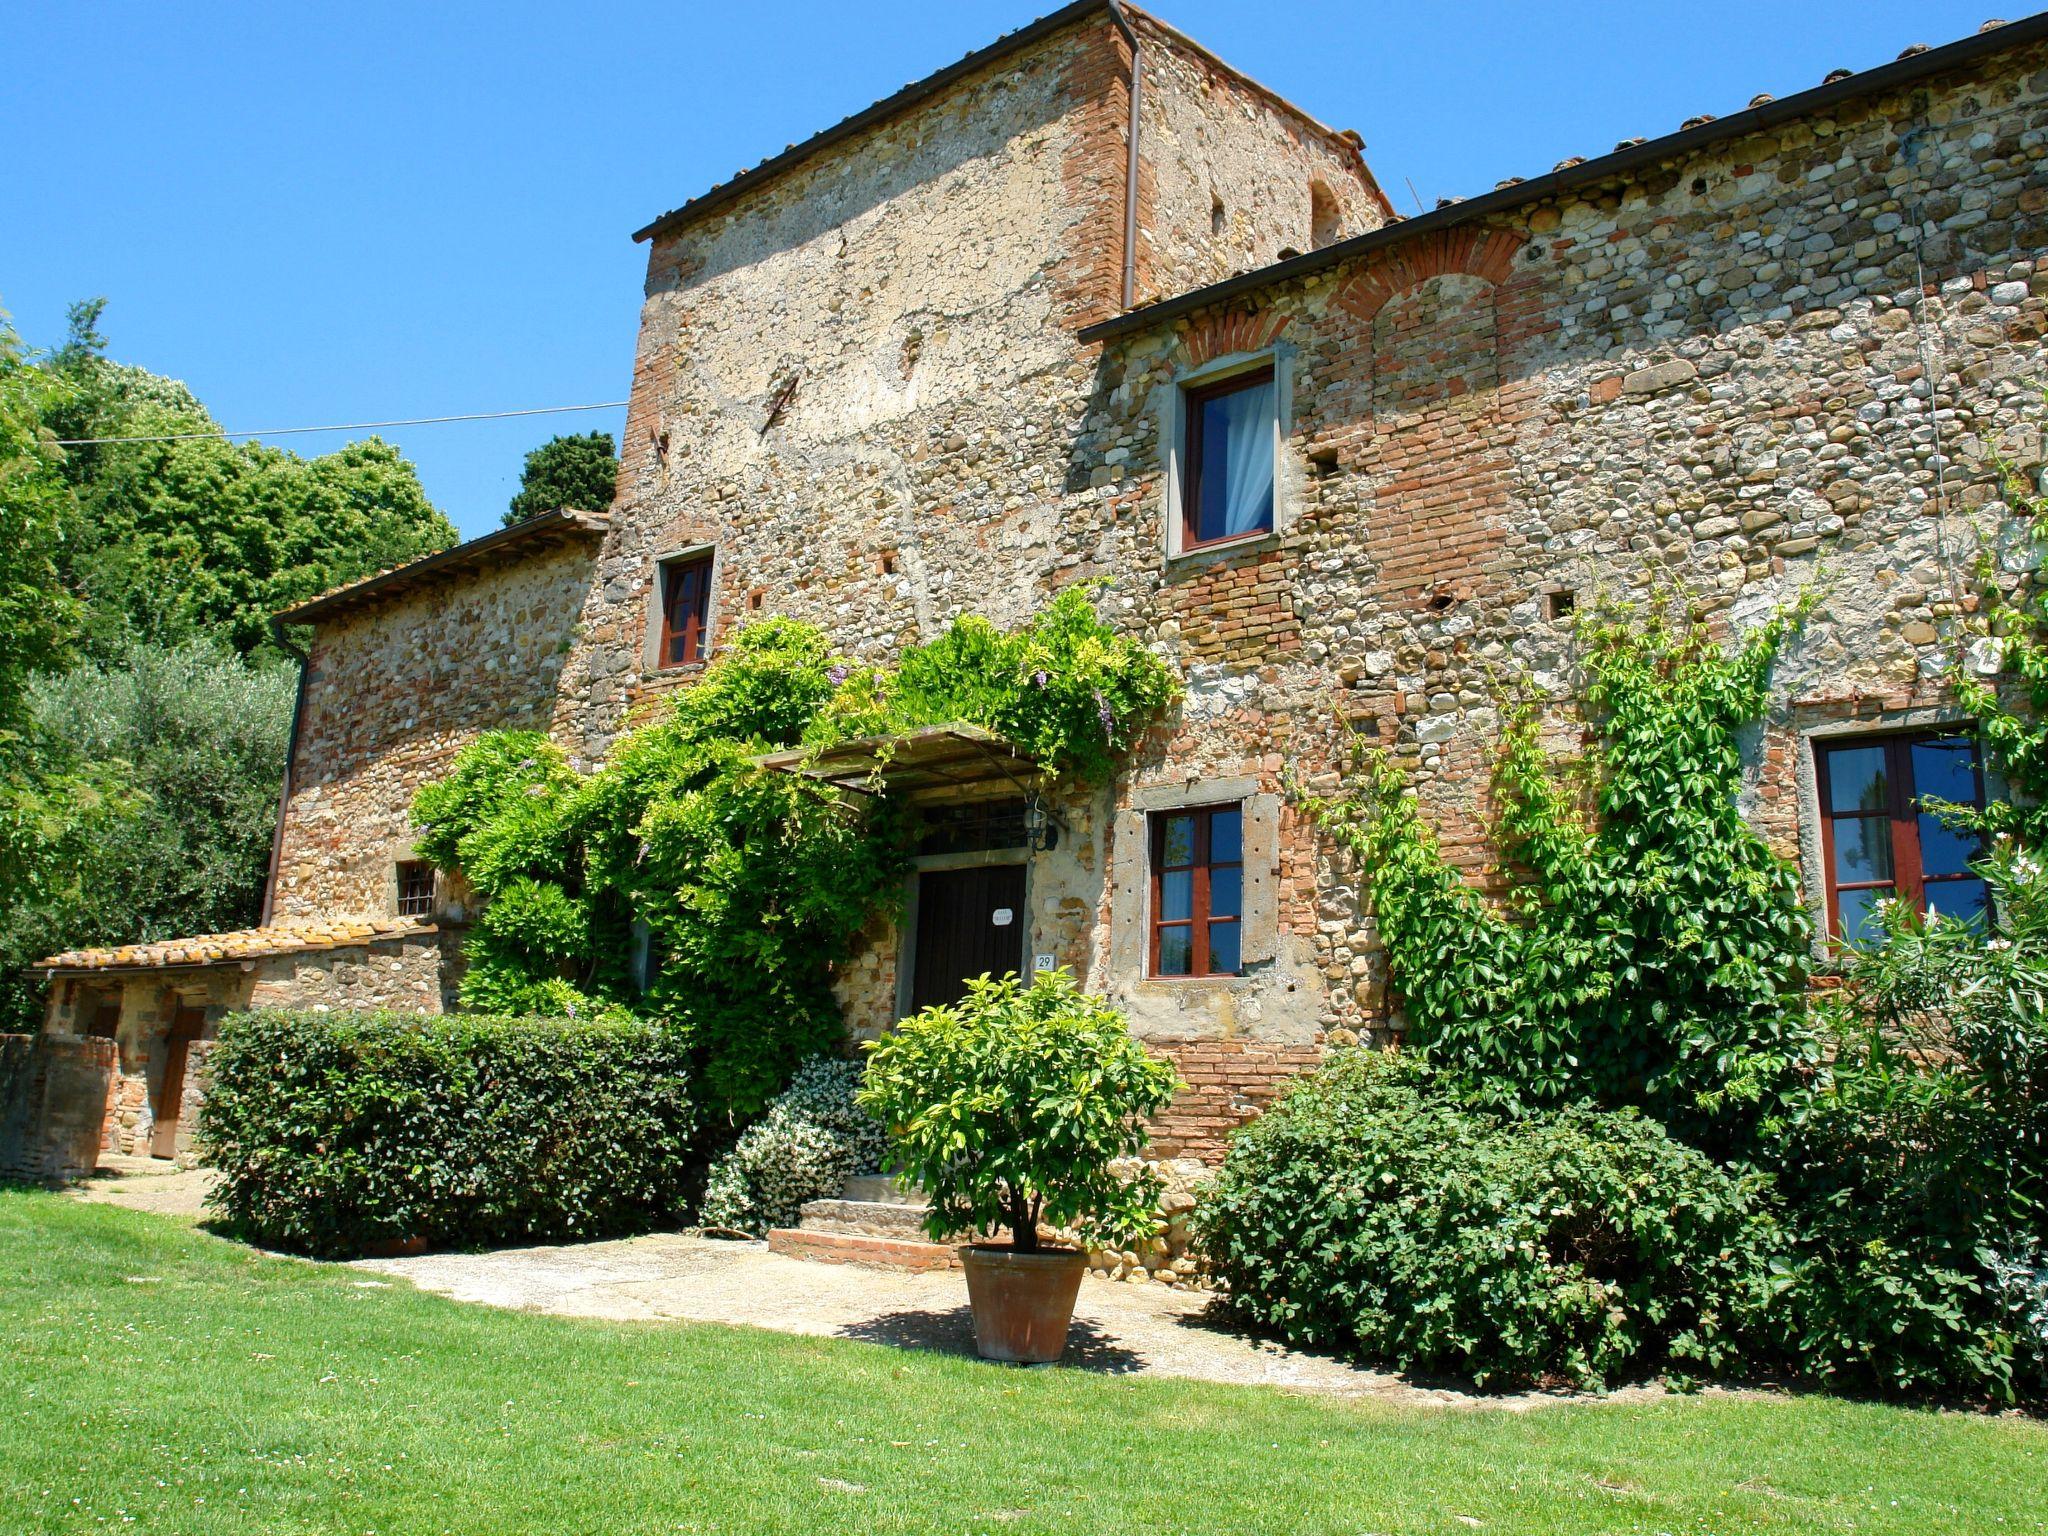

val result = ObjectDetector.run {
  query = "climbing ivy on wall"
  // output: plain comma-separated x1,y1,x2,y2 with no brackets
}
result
412,585,1177,1124
1294,595,1820,1155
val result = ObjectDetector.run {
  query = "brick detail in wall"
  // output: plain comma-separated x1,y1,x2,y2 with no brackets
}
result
1360,272,1522,611
1166,547,1301,663
1335,225,1527,321
1145,1039,1325,1162
1180,308,1291,367
1052,18,1137,331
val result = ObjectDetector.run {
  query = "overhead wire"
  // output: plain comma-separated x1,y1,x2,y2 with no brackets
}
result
53,399,629,446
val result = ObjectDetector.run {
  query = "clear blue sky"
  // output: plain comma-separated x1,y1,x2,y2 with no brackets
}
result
4,0,2007,539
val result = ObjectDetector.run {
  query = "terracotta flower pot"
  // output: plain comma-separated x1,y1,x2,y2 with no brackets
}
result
958,1243,1087,1363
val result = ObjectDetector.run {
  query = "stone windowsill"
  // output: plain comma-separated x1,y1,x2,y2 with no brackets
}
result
1164,527,1280,570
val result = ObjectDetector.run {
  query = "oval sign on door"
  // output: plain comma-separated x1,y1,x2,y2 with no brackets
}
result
991,908,1014,926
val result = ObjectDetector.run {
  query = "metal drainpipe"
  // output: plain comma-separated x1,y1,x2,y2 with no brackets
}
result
259,618,310,928
1108,1,1142,311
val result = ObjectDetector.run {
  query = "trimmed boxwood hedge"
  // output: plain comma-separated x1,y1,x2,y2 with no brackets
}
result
199,1009,697,1257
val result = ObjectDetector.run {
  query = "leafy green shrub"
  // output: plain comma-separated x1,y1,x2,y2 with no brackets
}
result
852,584,1181,781
699,1056,886,1235
1768,1008,2047,1404
1197,1052,1779,1391
859,970,1180,1250
199,1009,696,1257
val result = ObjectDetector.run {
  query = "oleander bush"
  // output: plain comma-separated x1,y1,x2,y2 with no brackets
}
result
1197,1051,1779,1391
199,1008,697,1257
699,1056,886,1235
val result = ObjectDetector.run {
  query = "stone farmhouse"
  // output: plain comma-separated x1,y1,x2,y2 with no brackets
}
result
19,2,2048,1175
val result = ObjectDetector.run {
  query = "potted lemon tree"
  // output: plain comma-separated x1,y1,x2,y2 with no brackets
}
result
860,969,1180,1363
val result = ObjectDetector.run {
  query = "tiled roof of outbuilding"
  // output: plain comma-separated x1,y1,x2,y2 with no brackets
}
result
274,507,609,629
34,917,437,975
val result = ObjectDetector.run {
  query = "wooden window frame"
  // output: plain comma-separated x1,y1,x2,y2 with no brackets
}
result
656,552,715,670
395,860,436,919
1814,727,1986,943
1148,803,1245,978
1179,365,1276,553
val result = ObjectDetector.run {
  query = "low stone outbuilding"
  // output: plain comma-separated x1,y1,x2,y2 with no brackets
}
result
18,918,445,1169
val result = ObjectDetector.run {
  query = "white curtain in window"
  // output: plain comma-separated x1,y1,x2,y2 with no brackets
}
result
1219,379,1276,537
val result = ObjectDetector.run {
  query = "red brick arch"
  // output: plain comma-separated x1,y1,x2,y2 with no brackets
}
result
1177,308,1291,368
1335,226,1527,321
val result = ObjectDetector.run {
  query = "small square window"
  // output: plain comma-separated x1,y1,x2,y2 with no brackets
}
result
1150,803,1245,977
657,552,714,669
1545,589,1577,623
396,861,436,919
1180,367,1276,550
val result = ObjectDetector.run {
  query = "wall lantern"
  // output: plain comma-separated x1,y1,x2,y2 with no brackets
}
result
1023,792,1060,853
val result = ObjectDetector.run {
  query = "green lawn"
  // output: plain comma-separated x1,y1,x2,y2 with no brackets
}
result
3,1189,2043,1535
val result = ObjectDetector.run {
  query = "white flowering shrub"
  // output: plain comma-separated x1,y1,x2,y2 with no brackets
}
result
699,1056,886,1234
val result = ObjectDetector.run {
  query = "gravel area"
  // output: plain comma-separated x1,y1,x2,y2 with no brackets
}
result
75,1162,217,1218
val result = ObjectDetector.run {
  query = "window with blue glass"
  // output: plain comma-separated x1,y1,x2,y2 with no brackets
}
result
1150,804,1244,976
1179,366,1275,549
1816,730,1986,946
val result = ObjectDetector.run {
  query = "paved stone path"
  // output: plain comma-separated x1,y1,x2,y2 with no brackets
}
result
75,1164,1656,1406
350,1232,1487,1399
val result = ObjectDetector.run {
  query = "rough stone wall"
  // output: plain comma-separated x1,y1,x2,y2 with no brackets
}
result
247,933,455,1015
0,1034,115,1181
273,538,596,920
1080,36,2048,1095
557,12,1391,764
566,35,2048,1156
1132,14,1386,299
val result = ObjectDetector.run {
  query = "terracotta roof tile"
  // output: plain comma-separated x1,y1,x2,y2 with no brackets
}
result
273,507,609,629
34,916,437,974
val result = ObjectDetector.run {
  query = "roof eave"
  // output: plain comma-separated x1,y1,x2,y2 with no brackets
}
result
273,507,609,628
1079,12,2048,343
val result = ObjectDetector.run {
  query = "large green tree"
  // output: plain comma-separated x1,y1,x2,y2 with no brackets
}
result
42,301,459,658
0,305,133,959
0,641,296,1029
0,299,461,1030
504,430,616,527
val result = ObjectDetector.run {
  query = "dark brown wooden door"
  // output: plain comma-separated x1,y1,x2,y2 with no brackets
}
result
150,1008,205,1159
910,864,1026,1013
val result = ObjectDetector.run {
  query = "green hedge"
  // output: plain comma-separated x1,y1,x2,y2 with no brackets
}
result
1195,1051,1779,1391
199,1009,697,1257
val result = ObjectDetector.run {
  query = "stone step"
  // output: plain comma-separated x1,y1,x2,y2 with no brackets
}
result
766,1227,960,1272
840,1173,922,1205
796,1197,932,1239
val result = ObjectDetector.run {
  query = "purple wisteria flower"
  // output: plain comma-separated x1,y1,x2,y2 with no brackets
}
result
1094,689,1114,736
826,665,849,687
1033,669,1050,689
